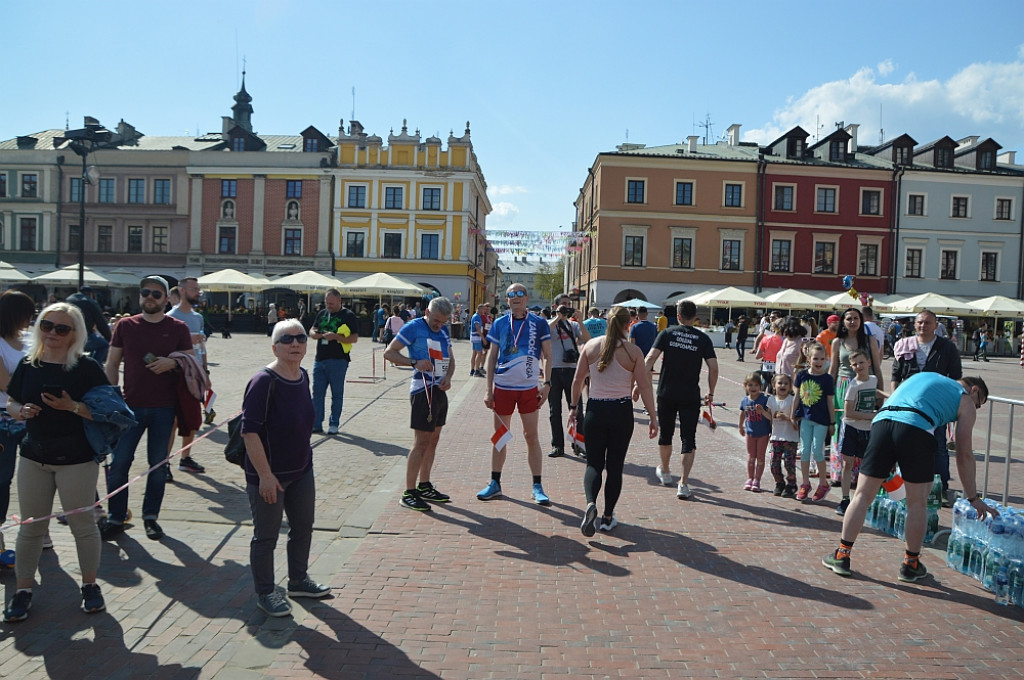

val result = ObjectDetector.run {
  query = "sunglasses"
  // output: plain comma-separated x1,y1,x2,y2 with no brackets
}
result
140,288,164,300
506,290,527,298
276,333,308,345
39,320,73,336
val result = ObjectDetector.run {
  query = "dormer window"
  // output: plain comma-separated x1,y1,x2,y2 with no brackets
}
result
829,140,845,162
894,145,911,165
979,150,995,170
787,137,804,159
935,147,953,168
303,137,320,152
231,136,246,152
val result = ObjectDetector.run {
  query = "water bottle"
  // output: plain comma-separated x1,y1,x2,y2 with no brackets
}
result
968,536,986,580
995,567,1010,605
928,474,943,512
982,518,1007,590
926,508,939,544
951,498,969,538
1007,559,1024,607
946,535,967,573
894,503,906,540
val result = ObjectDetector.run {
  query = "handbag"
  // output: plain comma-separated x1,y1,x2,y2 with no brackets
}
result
224,369,276,466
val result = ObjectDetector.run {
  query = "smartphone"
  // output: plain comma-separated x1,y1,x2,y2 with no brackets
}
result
143,352,158,364
42,384,63,398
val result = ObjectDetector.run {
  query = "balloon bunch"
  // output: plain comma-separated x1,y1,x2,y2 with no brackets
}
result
841,275,873,307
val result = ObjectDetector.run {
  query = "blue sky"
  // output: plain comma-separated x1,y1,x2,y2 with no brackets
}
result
5,0,1024,233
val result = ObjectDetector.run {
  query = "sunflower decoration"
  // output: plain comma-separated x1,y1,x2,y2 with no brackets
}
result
800,379,823,407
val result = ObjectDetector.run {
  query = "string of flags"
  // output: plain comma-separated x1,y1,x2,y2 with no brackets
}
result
469,229,592,257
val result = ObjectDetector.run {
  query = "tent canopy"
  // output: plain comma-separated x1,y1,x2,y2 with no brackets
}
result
0,261,30,283
197,269,266,292
615,297,662,310
33,265,110,286
270,270,344,293
967,295,1024,317
885,292,975,315
340,272,425,297
762,288,832,310
696,286,768,308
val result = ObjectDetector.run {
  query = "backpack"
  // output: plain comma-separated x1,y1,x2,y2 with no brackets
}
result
224,368,276,466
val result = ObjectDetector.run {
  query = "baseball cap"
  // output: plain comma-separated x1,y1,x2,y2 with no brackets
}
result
140,275,169,292
827,314,840,324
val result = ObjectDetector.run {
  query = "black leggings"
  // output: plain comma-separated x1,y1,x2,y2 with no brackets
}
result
583,399,635,517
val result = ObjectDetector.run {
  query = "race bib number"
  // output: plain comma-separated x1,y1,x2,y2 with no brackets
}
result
761,361,776,372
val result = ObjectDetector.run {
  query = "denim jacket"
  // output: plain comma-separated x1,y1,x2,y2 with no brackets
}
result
82,384,136,462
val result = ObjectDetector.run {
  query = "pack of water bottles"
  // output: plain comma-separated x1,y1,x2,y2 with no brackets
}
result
946,498,1024,607
865,474,942,543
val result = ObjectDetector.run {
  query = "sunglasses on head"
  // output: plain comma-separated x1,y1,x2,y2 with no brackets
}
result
276,333,308,345
140,288,164,300
39,319,73,336
507,290,526,298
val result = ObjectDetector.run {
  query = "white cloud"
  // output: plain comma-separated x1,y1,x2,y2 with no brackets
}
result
488,184,527,197
877,59,895,76
491,201,520,220
745,59,1024,149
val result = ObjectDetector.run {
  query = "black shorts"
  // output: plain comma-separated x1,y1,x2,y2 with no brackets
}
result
858,420,936,483
657,395,701,451
840,425,870,459
410,387,448,432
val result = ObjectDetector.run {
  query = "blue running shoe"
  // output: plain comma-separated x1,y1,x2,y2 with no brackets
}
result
532,483,551,506
477,480,502,501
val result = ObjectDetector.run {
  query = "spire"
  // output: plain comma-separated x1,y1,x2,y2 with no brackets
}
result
232,69,254,133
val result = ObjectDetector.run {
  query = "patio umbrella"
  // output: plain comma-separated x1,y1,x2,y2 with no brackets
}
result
763,288,832,311
33,265,110,287
197,269,266,292
340,273,425,297
818,291,893,312
0,261,30,283
699,286,768,308
615,297,662,310
885,292,976,316
97,268,142,287
272,270,345,293
968,295,1024,317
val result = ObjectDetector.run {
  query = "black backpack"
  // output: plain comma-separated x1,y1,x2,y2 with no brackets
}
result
224,368,276,466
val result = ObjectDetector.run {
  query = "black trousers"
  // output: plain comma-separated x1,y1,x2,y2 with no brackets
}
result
548,367,576,451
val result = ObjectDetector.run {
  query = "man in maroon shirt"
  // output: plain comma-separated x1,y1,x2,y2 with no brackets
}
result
100,276,193,541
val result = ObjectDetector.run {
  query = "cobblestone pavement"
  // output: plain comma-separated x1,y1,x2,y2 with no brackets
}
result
1,331,1022,679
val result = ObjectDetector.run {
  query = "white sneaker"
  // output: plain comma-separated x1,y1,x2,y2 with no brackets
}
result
677,482,692,499
42,534,53,550
599,516,618,532
655,465,673,486
327,426,339,435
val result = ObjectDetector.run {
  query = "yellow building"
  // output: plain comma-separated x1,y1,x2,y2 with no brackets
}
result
334,120,491,309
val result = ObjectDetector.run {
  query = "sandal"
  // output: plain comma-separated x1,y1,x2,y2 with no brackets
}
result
795,482,812,501
812,484,831,502
744,479,754,491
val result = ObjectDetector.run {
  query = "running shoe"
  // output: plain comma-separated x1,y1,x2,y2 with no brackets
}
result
42,534,53,550
676,483,692,499
178,457,205,473
416,483,451,503
795,483,811,501
477,480,502,501
599,516,618,532
821,551,852,577
400,491,432,512
81,583,106,613
287,577,330,598
655,465,673,486
144,519,164,541
532,483,551,506
257,591,292,617
836,497,851,516
898,561,929,583
3,590,32,622
744,479,754,491
581,502,598,537
773,483,786,496
811,484,831,502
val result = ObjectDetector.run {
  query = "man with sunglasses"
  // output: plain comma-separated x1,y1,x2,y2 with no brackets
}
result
478,284,553,505
822,373,994,582
309,289,359,435
101,276,194,541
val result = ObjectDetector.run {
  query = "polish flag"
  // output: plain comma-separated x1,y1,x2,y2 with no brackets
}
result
568,418,586,453
491,423,513,451
427,339,444,361
882,471,906,501
204,389,216,411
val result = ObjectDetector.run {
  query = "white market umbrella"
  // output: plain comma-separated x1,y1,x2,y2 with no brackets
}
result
699,286,768,308
818,291,893,312
340,272,425,297
968,295,1024,317
886,292,976,316
0,261,30,283
33,265,110,286
662,290,709,307
763,288,832,311
615,297,662,310
197,269,266,292
98,268,142,287
272,270,345,293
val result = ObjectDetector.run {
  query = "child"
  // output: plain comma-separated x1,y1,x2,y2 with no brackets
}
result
767,374,799,497
791,342,835,502
837,349,886,515
739,372,772,492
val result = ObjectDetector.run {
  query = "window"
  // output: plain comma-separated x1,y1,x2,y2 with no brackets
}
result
774,186,793,211
128,179,145,204
936,147,952,168
861,190,881,215
384,187,403,209
152,226,168,253
70,178,82,203
859,244,879,276
952,196,969,218
218,226,236,254
906,248,923,278
981,252,998,281
675,182,693,206
421,233,439,259
154,179,171,205
895,146,911,165
787,137,804,158
128,226,143,253
383,233,402,258
908,194,925,216
19,218,36,251
771,240,791,272
814,242,835,274
941,250,958,279
348,185,366,208
221,180,237,198
979,150,995,170
624,235,644,266
97,226,112,253
345,232,365,258
0,173,6,198
304,137,320,152
829,140,845,161
286,180,302,198
724,183,742,207
672,237,692,269
231,137,246,152
816,187,837,213
721,239,741,270
99,178,115,203
627,180,645,204
284,228,302,255
996,198,1013,221
69,224,81,252
21,174,37,198
422,187,441,211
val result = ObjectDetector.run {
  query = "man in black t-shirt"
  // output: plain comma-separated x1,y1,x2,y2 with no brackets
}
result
736,316,749,361
641,300,718,499
309,289,359,435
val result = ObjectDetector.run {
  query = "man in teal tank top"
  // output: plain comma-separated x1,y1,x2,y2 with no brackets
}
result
822,373,996,582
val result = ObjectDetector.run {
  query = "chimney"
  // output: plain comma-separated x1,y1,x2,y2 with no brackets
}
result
999,150,1016,165
845,124,859,154
687,135,699,153
727,124,741,146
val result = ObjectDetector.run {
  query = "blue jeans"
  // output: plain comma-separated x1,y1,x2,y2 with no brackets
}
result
106,406,176,523
313,358,349,429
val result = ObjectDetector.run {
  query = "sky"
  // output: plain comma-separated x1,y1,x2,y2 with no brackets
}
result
5,0,1024,235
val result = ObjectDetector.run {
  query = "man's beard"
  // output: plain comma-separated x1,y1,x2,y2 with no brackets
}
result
186,295,200,306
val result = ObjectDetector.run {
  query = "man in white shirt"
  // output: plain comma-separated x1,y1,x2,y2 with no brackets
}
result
861,306,884,355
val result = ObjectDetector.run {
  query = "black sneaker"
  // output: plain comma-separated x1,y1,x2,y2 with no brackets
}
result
81,583,105,613
165,466,173,483
144,519,164,541
547,448,564,458
400,491,432,512
898,561,928,583
781,486,797,498
3,590,32,622
822,551,852,577
287,577,330,599
416,483,451,503
99,519,125,541
178,457,206,474
836,497,851,516
773,483,786,496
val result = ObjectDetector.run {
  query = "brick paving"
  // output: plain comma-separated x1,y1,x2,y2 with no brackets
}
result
1,332,1023,679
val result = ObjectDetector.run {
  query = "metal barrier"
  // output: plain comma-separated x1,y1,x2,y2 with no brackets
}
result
981,395,1024,505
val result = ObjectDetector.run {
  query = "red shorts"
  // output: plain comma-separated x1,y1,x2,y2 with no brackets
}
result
493,386,539,416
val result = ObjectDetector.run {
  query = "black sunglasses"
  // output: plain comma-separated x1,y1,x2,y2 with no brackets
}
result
276,333,308,345
39,319,73,336
140,288,164,300
507,290,526,298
